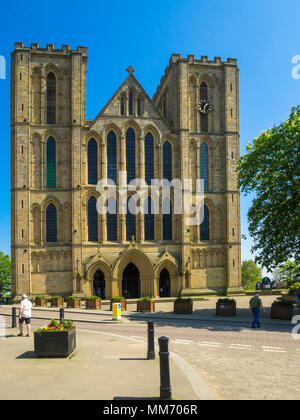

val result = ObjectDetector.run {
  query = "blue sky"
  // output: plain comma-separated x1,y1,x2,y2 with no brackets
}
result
1,0,299,274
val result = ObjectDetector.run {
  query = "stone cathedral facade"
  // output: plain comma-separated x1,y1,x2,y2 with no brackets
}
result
11,42,242,301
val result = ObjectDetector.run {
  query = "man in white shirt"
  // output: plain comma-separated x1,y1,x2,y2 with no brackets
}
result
18,294,33,337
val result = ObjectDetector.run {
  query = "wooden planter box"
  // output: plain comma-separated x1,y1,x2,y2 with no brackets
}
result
51,298,64,308
137,301,155,313
216,302,236,317
174,301,193,314
86,299,101,309
67,298,81,309
271,304,293,320
35,297,48,307
281,294,296,304
110,300,127,311
34,327,76,358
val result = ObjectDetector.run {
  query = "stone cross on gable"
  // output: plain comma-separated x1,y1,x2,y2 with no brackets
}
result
126,65,135,74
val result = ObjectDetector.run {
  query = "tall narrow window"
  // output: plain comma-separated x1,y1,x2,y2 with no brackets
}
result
46,204,57,242
107,131,117,184
46,136,56,188
126,128,135,184
88,196,98,242
46,72,56,123
107,197,117,241
200,204,210,241
126,197,136,241
163,198,172,240
88,138,98,184
137,98,141,116
145,133,154,185
163,141,172,181
200,142,209,191
200,82,208,133
144,197,154,240
129,91,133,115
121,96,125,115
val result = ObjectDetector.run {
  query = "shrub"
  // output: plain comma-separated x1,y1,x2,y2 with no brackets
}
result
139,297,153,302
35,295,47,302
217,298,236,304
110,296,126,301
86,296,101,301
51,296,63,299
288,283,300,295
175,297,192,303
66,296,81,300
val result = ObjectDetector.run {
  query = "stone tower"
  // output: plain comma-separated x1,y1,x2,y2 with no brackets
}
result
11,43,87,299
11,44,242,301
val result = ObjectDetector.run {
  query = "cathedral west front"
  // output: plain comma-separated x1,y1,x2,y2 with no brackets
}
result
11,42,242,301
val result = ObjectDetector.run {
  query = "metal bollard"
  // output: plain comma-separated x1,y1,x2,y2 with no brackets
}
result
158,336,172,400
12,307,17,328
147,321,155,360
59,308,64,323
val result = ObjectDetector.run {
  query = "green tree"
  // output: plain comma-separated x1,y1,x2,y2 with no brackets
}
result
238,106,300,271
0,252,11,298
272,260,300,287
242,260,263,290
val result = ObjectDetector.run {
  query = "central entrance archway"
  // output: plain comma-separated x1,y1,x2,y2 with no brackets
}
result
93,270,106,299
159,268,171,297
122,263,140,299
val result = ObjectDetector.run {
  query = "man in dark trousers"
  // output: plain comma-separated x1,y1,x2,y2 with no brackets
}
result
249,293,266,328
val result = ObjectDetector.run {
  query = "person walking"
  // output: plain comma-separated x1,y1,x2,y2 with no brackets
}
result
249,292,265,328
18,294,33,337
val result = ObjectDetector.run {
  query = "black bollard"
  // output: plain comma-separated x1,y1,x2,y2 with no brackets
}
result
158,336,172,400
59,308,64,323
12,307,17,328
147,321,155,360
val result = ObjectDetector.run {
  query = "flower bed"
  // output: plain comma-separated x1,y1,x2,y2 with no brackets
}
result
66,296,81,308
35,296,48,307
271,300,294,320
51,296,64,308
86,296,102,309
174,298,193,314
34,319,76,357
216,298,236,317
110,297,127,311
137,297,155,313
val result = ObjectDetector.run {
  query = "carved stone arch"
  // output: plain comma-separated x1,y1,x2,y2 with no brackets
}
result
44,129,58,143
142,124,161,142
189,74,198,88
85,259,113,298
112,248,154,296
41,196,62,243
43,63,59,78
199,73,213,88
154,255,179,297
102,122,122,141
83,130,101,148
122,119,142,138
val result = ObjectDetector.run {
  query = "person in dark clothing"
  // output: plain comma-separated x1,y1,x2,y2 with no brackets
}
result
249,293,266,328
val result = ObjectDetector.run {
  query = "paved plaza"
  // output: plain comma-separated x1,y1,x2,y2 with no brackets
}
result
1,295,299,400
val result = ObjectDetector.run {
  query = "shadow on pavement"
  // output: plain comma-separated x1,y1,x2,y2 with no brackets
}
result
126,305,292,333
16,351,36,359
119,357,148,361
113,396,159,400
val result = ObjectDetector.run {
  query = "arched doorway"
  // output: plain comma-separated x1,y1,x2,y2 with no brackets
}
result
159,268,171,297
93,270,106,299
122,263,140,299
